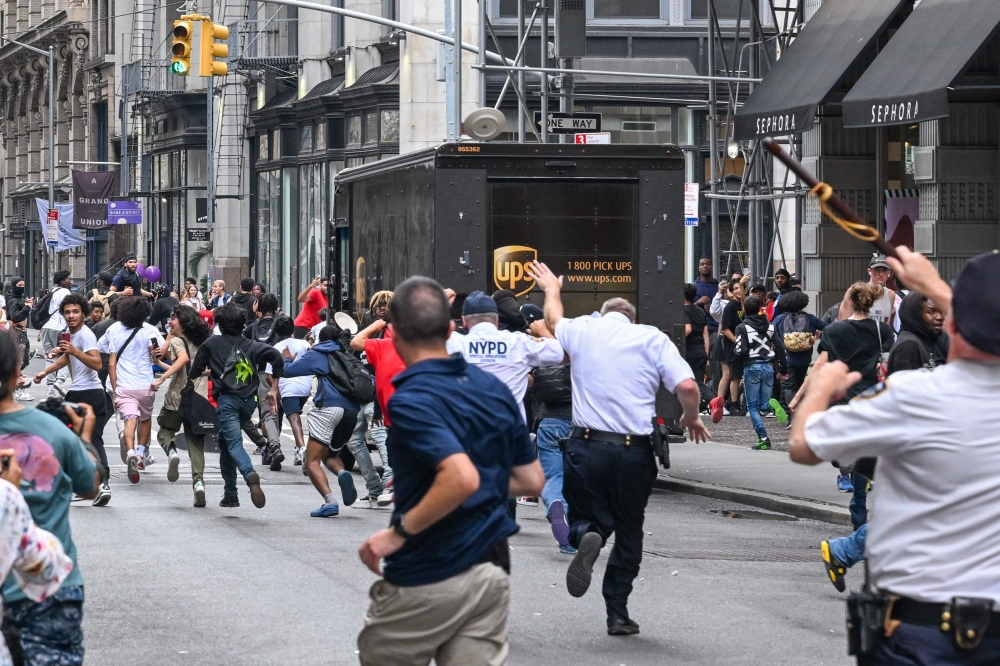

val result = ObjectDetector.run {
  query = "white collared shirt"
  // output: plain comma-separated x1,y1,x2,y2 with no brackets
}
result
555,312,693,435
447,322,565,419
805,360,1000,605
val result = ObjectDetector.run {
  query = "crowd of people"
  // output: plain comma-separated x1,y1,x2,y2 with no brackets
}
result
0,243,996,665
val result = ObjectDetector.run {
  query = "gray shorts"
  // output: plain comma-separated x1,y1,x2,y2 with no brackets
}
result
306,406,358,452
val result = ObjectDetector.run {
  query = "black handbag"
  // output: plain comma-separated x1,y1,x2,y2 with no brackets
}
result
178,339,218,435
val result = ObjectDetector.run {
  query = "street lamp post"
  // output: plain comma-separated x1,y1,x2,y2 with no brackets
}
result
0,35,57,290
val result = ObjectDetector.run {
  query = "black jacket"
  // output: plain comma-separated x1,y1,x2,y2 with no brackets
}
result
4,293,30,325
189,334,285,400
148,296,178,330
113,266,142,293
734,314,788,374
231,292,256,318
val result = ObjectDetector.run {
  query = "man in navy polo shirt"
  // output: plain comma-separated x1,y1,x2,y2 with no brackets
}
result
694,257,719,335
357,276,544,666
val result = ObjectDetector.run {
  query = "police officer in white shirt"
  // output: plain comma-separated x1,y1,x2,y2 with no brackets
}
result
790,248,1000,664
527,260,710,636
446,291,565,421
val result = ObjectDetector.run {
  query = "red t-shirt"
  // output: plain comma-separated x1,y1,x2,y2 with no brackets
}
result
364,332,406,427
294,288,328,328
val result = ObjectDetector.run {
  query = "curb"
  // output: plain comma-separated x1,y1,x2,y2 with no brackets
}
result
654,475,852,526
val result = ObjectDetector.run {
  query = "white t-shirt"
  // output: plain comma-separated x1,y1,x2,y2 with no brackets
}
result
268,338,312,397
66,327,103,392
447,323,564,419
42,288,70,331
106,323,164,391
555,312,693,435
310,321,326,343
805,360,1000,605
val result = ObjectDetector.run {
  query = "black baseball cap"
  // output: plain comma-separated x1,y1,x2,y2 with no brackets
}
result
520,303,544,324
952,250,1000,357
869,254,890,269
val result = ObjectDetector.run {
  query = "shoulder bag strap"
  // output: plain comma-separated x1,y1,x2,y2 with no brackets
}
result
116,326,142,359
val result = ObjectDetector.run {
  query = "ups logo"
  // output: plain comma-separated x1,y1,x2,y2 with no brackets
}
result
494,245,537,296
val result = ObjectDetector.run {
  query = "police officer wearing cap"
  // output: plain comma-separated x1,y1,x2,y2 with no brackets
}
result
790,247,1000,664
527,260,710,636
446,291,565,422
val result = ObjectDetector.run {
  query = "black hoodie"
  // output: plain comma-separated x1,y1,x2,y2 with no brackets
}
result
887,291,947,374
231,291,256,318
734,313,787,373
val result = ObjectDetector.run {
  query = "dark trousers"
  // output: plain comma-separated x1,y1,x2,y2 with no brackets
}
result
850,469,869,529
858,621,1000,665
686,353,714,407
293,326,310,340
782,364,809,407
562,437,658,619
65,389,110,482
2,584,85,666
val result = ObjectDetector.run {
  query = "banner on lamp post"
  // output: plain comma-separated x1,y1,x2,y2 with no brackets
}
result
72,170,120,229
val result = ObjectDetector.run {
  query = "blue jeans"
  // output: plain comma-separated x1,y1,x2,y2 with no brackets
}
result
851,469,869,529
536,417,572,516
2,584,84,666
345,402,386,498
743,362,774,440
217,393,259,497
828,523,867,568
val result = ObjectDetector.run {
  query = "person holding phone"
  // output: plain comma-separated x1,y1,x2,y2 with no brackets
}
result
294,276,329,339
32,294,112,506
0,327,101,666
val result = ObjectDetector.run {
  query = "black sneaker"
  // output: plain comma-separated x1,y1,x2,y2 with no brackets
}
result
607,614,640,636
246,472,266,508
566,532,603,598
219,495,240,508
268,445,285,472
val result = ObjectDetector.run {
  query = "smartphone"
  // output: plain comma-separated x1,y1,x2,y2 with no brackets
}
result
1,456,9,473
60,332,71,344
742,268,751,276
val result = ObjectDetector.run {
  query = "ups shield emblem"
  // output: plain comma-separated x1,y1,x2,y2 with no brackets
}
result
493,245,537,296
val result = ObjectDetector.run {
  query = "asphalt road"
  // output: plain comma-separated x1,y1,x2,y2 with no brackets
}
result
17,356,855,666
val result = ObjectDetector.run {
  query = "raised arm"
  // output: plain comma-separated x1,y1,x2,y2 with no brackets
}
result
526,260,564,332
298,277,320,304
351,318,387,352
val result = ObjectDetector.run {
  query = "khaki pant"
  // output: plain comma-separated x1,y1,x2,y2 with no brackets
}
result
358,563,510,666
156,407,205,485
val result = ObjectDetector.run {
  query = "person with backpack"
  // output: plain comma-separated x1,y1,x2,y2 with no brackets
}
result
188,302,283,508
150,305,213,507
88,271,116,317
734,295,788,450
33,270,73,398
282,324,363,517
772,290,826,411
241,293,284,470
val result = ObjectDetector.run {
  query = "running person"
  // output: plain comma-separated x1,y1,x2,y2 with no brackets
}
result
282,325,361,517
150,305,212,506
268,316,311,466
32,293,112,506
40,270,72,397
103,296,164,484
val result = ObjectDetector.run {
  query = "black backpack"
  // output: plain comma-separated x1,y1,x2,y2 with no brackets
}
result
29,290,55,329
326,347,374,404
218,341,259,398
249,317,277,345
532,364,572,405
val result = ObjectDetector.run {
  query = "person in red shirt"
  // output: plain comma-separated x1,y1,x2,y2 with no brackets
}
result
293,276,329,338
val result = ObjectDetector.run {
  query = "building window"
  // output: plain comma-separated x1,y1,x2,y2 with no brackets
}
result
380,109,399,143
282,127,299,157
315,122,327,150
364,111,379,146
689,0,755,21
332,0,344,49
91,0,114,56
347,116,362,147
594,0,659,19
259,134,269,161
330,118,345,149
300,124,313,153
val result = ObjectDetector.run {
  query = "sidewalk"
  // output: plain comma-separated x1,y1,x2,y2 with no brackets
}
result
656,440,852,525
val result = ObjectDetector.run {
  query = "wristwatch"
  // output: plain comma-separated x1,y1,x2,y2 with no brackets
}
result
390,512,414,539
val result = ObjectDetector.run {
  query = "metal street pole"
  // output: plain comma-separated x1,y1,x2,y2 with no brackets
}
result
707,0,719,276
517,0,525,143
453,0,462,139
48,45,54,287
540,0,548,143
207,74,214,232
478,0,486,108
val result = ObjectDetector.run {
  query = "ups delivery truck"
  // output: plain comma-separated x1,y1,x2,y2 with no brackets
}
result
329,142,689,440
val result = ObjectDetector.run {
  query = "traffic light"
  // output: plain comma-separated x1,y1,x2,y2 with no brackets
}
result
200,22,229,77
170,20,193,75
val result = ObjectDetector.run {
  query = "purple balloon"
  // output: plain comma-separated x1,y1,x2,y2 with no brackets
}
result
135,262,146,279
145,266,161,283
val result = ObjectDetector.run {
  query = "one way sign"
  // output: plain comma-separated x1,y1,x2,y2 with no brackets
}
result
533,112,602,135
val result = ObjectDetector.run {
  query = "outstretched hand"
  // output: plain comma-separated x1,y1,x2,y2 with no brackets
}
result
526,261,563,293
679,414,712,444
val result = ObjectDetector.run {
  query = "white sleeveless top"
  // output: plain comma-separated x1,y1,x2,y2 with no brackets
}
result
870,287,893,324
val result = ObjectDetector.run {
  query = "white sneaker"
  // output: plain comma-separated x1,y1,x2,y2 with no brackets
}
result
92,483,111,507
14,389,33,402
723,407,731,416
46,386,61,399
144,450,156,466
293,447,304,466
516,496,539,507
765,412,776,419
376,489,394,507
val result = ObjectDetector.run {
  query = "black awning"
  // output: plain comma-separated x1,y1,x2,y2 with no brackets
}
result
733,0,909,140
842,0,1000,128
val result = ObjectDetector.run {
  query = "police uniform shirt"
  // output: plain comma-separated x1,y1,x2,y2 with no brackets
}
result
446,323,564,418
804,360,1000,605
555,312,693,436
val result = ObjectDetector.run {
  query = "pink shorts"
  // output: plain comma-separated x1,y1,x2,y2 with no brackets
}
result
115,388,155,421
